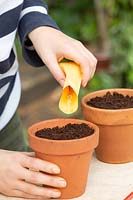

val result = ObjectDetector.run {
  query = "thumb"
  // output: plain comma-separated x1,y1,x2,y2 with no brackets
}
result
44,54,65,87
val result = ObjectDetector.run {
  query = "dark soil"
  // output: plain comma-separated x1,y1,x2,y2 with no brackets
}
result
35,123,94,140
87,92,133,109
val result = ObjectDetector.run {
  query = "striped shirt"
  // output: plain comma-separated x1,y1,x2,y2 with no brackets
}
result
0,0,58,131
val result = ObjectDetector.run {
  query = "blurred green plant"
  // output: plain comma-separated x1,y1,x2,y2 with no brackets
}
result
107,0,133,88
45,0,98,44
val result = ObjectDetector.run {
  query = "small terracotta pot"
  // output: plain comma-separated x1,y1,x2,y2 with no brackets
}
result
81,88,133,164
28,118,99,199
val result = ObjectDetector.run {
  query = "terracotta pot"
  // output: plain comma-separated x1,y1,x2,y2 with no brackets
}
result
28,118,99,199
94,52,111,72
81,88,133,164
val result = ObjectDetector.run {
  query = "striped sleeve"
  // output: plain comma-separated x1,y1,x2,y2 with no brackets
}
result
0,0,23,73
18,0,59,67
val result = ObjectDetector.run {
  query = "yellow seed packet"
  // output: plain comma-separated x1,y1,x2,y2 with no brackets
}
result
59,62,82,114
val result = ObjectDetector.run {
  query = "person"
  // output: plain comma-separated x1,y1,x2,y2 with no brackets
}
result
0,0,97,199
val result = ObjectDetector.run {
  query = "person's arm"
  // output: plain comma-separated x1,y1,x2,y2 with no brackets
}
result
18,0,59,67
18,0,97,87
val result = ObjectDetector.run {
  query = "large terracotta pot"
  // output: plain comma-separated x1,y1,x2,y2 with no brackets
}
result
81,88,133,164
28,118,99,199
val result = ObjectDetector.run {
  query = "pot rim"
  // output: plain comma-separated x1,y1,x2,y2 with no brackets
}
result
81,88,133,113
28,118,99,155
28,118,99,143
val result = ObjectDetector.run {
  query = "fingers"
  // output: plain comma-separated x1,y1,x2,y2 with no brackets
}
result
74,41,97,87
63,40,97,87
21,155,60,174
16,181,61,199
42,52,65,87
11,189,51,199
22,168,66,188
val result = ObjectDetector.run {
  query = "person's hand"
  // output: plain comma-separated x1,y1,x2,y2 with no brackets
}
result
0,150,66,199
29,27,97,87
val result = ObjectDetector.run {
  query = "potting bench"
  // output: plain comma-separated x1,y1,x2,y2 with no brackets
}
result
0,154,132,200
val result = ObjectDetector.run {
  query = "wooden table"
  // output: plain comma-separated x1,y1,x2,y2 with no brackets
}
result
0,154,132,200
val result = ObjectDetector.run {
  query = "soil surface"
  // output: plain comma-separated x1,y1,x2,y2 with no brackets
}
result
35,123,94,140
87,92,133,109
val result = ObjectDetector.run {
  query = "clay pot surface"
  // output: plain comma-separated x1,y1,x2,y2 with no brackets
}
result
28,118,99,199
81,88,133,163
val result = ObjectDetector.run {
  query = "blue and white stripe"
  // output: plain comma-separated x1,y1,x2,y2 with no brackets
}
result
0,0,58,131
